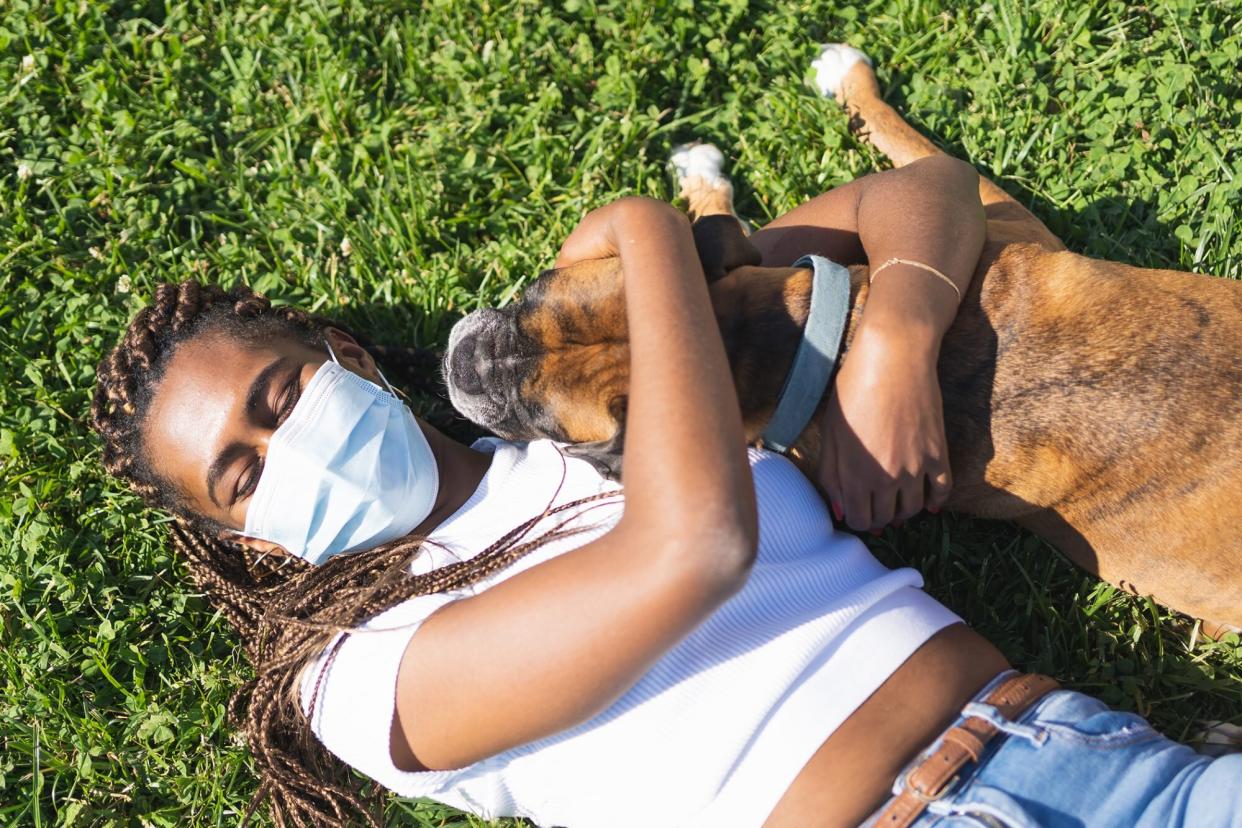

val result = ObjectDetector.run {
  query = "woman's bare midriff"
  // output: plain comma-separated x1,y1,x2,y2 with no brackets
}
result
763,623,1010,827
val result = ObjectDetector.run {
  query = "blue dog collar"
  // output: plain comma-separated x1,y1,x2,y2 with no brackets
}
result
759,254,851,454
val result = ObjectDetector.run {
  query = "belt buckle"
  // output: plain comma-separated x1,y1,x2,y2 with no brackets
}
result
909,772,960,803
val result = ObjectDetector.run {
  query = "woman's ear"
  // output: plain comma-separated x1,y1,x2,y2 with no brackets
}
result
224,532,293,559
323,327,385,386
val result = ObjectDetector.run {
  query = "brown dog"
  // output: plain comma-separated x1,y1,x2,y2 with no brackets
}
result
443,46,1242,630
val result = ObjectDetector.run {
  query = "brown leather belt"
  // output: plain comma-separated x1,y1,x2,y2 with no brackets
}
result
871,672,1061,828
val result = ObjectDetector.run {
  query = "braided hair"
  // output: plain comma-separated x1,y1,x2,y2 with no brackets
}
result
91,280,621,826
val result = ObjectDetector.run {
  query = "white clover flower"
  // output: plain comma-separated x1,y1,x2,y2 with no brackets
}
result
340,236,352,257
116,274,131,294
16,162,32,181
18,54,37,87
89,246,103,261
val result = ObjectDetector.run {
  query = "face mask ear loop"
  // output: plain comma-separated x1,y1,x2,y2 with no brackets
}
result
374,365,399,398
324,338,342,365
325,336,399,399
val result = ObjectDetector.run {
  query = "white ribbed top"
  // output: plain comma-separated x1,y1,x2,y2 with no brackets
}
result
300,439,959,827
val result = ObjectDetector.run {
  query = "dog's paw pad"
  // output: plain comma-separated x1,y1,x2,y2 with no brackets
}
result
1195,721,1242,757
811,43,872,100
670,142,726,186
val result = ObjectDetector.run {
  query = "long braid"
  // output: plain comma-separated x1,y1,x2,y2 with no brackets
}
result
92,280,623,825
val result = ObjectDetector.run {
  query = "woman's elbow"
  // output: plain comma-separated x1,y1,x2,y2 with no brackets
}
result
905,155,980,204
720,529,759,584
676,514,759,588
916,154,978,185
630,512,758,594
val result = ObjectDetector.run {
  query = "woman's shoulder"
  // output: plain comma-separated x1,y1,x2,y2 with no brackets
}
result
427,436,623,557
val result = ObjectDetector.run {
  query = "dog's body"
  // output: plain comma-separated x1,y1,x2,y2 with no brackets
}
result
444,46,1242,628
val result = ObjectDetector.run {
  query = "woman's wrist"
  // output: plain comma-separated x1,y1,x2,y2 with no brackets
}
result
853,312,942,366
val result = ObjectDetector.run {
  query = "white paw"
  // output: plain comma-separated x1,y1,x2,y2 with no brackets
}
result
811,43,872,100
670,142,727,187
1195,721,1242,757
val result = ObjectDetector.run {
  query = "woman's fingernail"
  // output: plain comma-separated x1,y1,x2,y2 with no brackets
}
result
831,501,843,521
928,506,941,515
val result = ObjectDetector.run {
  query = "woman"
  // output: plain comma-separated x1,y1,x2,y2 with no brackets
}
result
90,155,1239,827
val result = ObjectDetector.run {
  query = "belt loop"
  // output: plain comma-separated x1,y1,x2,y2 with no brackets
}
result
961,702,1049,746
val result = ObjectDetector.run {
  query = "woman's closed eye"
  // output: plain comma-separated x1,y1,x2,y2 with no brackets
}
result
275,374,301,425
234,457,263,503
232,371,303,505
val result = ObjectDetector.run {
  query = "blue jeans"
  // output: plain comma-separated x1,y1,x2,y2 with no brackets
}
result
864,670,1242,827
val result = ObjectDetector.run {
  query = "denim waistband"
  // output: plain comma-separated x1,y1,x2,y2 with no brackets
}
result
861,668,1032,827
968,668,1023,705
862,673,1236,827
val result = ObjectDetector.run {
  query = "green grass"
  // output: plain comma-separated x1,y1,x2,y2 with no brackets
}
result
2,0,1240,824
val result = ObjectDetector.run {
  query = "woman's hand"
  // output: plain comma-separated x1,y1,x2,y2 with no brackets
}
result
817,323,952,532
747,155,983,532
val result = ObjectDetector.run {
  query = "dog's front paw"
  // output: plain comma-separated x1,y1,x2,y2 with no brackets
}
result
670,142,739,222
811,43,872,101
1195,721,1242,757
670,142,727,188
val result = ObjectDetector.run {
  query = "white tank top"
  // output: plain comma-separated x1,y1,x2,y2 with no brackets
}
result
299,438,959,827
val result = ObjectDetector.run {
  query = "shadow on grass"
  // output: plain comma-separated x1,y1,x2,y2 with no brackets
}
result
332,301,490,448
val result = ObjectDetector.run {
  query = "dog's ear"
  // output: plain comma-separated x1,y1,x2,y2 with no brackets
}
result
562,437,623,481
692,214,762,283
561,396,626,481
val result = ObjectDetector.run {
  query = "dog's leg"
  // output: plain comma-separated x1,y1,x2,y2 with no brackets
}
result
812,44,1064,251
670,143,744,224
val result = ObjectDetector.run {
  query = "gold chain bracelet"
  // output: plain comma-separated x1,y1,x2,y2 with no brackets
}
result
869,257,962,302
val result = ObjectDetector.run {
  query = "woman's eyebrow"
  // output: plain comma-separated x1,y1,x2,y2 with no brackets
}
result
244,357,291,417
205,356,289,507
206,442,251,509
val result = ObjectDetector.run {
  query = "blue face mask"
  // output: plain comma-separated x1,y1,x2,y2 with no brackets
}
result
240,344,440,565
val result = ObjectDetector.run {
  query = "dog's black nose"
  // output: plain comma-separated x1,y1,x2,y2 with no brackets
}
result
450,332,484,395
445,307,522,430
448,307,511,398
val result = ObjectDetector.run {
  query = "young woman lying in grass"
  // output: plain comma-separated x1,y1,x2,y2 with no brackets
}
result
90,157,1240,827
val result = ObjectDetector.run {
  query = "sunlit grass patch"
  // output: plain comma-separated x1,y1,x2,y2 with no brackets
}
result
1,0,1239,824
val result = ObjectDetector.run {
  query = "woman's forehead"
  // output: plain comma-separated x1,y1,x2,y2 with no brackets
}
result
155,331,306,406
143,333,322,505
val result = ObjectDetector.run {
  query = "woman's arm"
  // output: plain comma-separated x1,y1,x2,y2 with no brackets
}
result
391,197,758,771
750,155,986,531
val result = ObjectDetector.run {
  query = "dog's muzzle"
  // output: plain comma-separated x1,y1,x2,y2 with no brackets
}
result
444,307,528,436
